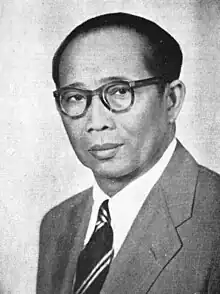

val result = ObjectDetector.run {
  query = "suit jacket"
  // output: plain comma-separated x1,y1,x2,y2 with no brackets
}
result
36,142,220,294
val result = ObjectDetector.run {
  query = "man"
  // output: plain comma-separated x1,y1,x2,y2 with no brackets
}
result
37,12,220,293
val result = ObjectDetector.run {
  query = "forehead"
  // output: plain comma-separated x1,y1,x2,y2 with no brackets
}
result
59,27,152,86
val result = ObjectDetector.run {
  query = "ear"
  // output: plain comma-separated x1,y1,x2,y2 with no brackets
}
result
165,80,186,123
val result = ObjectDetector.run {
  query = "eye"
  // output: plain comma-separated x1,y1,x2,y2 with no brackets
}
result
116,88,129,95
62,91,86,103
108,84,131,97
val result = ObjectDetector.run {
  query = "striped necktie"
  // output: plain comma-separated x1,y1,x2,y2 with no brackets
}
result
73,199,114,294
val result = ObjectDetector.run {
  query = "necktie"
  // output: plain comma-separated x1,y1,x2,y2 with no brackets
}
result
73,199,114,294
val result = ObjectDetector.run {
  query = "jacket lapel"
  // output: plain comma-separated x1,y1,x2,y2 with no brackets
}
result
54,188,93,294
101,141,199,294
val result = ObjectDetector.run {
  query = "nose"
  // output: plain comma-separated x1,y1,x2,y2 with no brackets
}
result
86,95,115,133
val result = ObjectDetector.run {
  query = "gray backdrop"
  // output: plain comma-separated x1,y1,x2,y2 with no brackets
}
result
0,0,220,293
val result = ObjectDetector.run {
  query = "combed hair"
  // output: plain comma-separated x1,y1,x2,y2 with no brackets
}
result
52,12,183,88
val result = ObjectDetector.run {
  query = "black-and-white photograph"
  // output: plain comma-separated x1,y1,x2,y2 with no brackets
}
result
1,1,220,293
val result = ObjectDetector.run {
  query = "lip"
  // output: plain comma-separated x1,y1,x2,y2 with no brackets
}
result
89,143,123,151
88,143,123,160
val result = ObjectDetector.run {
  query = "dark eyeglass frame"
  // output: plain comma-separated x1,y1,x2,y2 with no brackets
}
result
53,76,166,119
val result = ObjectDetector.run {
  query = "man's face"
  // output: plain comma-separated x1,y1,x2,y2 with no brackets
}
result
58,28,172,179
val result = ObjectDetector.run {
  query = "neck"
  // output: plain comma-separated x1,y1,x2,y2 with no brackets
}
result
94,132,175,197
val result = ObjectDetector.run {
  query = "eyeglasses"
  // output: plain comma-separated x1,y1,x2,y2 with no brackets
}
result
53,76,165,119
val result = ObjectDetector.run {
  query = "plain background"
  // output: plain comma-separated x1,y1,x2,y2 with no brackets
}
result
0,0,220,293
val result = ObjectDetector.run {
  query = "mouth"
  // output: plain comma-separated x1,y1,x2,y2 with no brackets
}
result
88,143,123,160
89,143,123,151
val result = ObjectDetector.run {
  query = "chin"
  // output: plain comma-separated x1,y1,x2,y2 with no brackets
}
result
77,152,138,179
94,169,123,179
90,161,136,180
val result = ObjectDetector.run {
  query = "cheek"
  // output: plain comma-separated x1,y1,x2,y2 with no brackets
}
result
122,99,161,135
118,97,167,151
61,116,86,149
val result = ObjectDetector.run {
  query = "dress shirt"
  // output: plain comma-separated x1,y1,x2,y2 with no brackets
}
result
84,138,177,256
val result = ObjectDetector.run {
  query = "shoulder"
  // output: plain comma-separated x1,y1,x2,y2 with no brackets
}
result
174,141,220,217
39,187,93,235
198,163,220,181
194,164,220,222
197,164,220,198
176,140,220,197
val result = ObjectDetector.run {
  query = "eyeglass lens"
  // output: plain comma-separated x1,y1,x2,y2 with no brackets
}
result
60,83,132,117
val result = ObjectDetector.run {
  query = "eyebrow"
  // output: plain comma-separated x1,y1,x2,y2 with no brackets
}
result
99,76,130,83
65,76,131,89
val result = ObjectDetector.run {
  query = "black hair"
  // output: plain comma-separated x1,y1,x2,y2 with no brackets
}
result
52,12,183,88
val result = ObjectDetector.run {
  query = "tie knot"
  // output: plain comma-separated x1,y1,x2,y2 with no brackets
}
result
97,199,111,225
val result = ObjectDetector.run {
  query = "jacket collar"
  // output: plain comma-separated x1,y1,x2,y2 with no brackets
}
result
56,188,94,294
159,140,198,227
